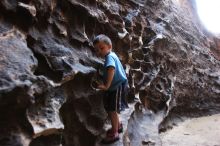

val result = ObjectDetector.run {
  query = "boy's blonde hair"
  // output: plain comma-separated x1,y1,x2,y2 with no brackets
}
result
93,34,112,46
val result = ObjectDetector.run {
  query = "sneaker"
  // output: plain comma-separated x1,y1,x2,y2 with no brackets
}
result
106,123,123,136
101,132,119,144
118,123,123,133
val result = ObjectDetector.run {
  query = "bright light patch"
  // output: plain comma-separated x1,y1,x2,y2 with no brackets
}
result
196,0,220,34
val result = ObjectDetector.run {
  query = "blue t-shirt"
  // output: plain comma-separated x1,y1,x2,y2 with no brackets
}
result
104,52,127,91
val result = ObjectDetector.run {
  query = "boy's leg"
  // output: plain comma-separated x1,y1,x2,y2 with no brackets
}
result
109,111,119,133
101,89,120,144
104,91,119,133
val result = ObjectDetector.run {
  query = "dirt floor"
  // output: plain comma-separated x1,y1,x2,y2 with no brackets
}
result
160,114,220,146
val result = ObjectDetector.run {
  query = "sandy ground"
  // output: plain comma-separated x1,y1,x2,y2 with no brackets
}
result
160,114,220,146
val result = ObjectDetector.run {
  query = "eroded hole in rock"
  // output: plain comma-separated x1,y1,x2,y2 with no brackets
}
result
32,52,63,82
131,49,144,60
142,28,157,45
142,47,151,54
155,83,163,91
29,134,63,146
131,70,145,87
15,6,33,31
141,62,155,73
130,60,141,69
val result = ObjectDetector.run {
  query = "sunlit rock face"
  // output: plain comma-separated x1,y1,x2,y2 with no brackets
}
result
0,0,220,146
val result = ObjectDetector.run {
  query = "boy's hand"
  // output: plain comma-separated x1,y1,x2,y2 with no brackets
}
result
98,84,111,90
97,84,107,90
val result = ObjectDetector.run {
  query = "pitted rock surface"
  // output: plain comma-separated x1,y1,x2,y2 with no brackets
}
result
0,0,220,146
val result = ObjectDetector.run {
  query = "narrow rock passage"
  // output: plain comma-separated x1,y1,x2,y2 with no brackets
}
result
1,0,220,146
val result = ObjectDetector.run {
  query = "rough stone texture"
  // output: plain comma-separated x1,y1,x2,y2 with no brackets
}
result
0,0,220,146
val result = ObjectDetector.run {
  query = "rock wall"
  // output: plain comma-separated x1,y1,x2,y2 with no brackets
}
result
0,0,220,146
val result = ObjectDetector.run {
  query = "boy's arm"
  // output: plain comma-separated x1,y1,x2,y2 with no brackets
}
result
98,67,115,90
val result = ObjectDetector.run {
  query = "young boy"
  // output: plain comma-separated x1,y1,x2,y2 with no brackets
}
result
93,34,128,144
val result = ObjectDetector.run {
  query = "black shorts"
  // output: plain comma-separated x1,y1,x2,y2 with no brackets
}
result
103,81,128,113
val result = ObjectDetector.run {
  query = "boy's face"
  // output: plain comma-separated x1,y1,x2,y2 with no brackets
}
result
94,41,111,57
